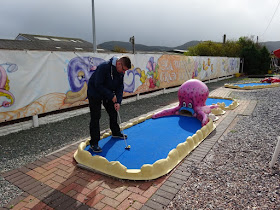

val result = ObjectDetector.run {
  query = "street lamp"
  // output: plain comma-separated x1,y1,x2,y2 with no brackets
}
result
92,0,97,53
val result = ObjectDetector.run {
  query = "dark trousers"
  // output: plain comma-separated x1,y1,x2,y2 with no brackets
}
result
88,96,121,146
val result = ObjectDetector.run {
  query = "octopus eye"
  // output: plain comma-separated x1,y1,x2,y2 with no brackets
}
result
183,102,186,107
188,103,193,108
77,71,85,80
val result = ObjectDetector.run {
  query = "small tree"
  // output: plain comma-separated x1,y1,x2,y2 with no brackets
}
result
259,46,271,73
238,36,255,49
240,44,261,75
238,36,270,74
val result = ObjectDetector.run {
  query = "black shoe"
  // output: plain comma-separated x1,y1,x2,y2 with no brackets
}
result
112,133,127,139
90,144,102,153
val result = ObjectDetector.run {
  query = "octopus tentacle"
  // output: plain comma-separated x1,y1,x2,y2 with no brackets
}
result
196,110,209,126
152,104,180,119
0,89,15,107
64,82,87,104
200,104,219,114
0,66,7,88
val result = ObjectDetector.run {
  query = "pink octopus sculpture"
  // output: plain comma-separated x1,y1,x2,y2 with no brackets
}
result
152,79,218,126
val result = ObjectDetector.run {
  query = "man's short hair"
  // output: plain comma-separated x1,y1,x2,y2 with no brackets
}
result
119,56,131,69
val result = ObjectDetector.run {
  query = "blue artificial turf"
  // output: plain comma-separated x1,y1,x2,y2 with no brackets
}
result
234,83,273,88
85,116,202,169
206,98,233,107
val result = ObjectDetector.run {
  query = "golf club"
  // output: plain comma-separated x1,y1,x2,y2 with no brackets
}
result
117,111,131,150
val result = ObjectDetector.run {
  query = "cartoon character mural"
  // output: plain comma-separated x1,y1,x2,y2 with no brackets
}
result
229,58,239,71
0,53,241,124
123,66,142,93
152,79,218,126
124,57,160,94
222,58,229,72
192,60,199,79
64,56,105,104
64,56,150,101
198,58,208,80
201,57,216,80
0,63,18,108
146,57,160,88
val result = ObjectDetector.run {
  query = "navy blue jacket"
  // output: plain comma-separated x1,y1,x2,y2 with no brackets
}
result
87,57,124,104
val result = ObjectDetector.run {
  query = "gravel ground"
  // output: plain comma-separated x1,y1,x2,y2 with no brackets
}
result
1,76,279,208
167,82,280,209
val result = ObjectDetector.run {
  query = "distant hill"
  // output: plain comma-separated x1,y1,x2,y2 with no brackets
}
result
98,40,280,53
260,41,280,52
173,41,201,50
98,40,201,52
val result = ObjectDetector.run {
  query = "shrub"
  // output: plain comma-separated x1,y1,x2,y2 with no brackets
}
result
113,45,127,53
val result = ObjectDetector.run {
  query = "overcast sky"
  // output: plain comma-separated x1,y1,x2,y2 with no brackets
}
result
1,0,280,47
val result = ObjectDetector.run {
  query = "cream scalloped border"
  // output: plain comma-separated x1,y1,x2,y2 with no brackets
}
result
208,96,239,114
224,82,280,90
74,114,216,180
211,107,225,115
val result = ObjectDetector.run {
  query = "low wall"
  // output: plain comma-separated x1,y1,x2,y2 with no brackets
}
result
0,50,240,125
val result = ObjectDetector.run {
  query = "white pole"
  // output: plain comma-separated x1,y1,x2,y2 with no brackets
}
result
92,0,97,53
269,136,280,168
33,115,39,127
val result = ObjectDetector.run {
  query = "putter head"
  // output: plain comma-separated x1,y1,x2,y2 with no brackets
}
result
125,145,131,150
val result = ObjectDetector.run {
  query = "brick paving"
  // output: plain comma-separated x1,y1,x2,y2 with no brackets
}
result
1,87,255,210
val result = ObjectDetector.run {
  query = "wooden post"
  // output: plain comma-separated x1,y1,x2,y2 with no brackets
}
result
129,36,135,54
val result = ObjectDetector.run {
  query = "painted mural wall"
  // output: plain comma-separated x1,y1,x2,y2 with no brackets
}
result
0,50,240,123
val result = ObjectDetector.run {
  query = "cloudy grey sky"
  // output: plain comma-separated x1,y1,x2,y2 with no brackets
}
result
1,0,280,47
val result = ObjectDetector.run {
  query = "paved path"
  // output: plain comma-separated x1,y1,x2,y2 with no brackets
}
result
1,87,256,210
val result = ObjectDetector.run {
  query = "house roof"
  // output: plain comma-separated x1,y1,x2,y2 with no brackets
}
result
0,33,100,52
16,33,90,42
